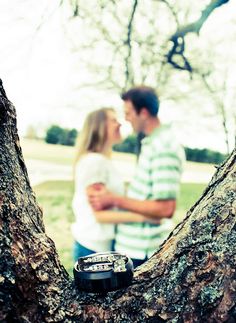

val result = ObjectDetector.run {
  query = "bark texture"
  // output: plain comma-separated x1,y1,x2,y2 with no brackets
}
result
0,79,236,322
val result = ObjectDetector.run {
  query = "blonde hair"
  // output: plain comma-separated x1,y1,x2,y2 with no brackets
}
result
74,107,114,165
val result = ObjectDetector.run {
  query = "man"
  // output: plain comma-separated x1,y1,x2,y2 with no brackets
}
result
89,86,185,267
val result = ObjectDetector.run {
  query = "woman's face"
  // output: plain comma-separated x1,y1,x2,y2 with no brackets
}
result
106,110,121,145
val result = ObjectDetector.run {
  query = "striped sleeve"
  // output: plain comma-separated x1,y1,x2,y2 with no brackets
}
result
150,150,182,199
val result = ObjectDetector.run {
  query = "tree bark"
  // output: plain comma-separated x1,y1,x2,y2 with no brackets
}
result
0,79,236,322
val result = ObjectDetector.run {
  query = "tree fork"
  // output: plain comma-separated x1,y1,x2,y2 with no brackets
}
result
0,79,236,322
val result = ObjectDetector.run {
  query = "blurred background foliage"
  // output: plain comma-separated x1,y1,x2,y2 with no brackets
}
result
1,0,235,154
44,124,226,164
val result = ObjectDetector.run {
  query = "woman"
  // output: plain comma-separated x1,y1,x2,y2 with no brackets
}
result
71,108,147,260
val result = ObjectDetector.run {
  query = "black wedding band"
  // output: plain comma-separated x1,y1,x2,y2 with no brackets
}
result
73,251,134,293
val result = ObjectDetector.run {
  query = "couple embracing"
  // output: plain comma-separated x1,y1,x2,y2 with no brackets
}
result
72,86,184,268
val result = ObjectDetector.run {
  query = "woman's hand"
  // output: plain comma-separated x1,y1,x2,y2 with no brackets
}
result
86,183,115,211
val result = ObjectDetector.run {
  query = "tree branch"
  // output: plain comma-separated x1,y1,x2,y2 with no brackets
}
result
166,0,231,72
124,0,139,89
198,72,231,154
160,0,179,26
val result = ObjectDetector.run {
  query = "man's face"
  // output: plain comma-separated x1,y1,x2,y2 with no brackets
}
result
124,100,144,133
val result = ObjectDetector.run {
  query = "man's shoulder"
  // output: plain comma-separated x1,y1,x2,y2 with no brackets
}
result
142,127,185,165
150,125,182,151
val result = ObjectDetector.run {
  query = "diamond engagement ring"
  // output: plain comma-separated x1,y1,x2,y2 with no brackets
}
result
73,252,134,293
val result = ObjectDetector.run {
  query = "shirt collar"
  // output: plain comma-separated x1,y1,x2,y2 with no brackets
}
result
142,124,169,145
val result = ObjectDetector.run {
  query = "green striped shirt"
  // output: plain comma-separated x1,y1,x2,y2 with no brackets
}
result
114,125,185,260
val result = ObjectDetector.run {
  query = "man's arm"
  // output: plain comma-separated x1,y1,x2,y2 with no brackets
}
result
86,185,162,222
88,189,176,219
94,210,159,224
113,195,176,219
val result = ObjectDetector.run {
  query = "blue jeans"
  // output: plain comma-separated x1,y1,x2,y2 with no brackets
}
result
73,241,95,262
131,257,148,269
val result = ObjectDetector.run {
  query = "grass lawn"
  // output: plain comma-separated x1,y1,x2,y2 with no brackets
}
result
21,138,137,166
34,180,207,276
21,138,75,165
20,138,216,182
34,181,75,276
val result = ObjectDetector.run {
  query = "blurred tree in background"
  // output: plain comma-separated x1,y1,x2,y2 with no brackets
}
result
45,125,78,146
60,0,235,153
113,134,227,164
113,134,138,154
1,0,235,153
44,122,226,163
184,147,226,164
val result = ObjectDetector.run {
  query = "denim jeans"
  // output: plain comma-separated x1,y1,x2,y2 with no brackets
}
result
73,241,95,262
131,257,148,269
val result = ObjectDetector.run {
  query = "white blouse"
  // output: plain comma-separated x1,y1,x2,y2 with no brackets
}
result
71,153,124,252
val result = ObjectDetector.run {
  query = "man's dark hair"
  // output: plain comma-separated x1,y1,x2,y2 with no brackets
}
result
121,86,159,116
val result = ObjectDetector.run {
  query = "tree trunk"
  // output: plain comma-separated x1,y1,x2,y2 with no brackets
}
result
0,79,236,322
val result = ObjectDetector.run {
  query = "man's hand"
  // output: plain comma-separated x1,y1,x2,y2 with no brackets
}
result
86,183,115,211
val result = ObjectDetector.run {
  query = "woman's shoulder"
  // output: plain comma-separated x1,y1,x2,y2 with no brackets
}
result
82,152,108,162
74,153,110,184
76,153,108,168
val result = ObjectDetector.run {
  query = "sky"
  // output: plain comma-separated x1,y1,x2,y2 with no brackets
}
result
0,0,235,153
